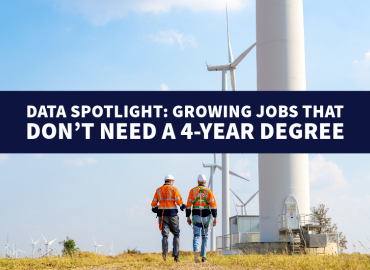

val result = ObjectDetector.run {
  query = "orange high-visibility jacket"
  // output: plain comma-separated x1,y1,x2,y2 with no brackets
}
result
186,185,217,218
151,184,183,216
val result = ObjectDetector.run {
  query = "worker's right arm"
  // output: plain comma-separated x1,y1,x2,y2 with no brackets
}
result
151,189,159,213
186,189,194,218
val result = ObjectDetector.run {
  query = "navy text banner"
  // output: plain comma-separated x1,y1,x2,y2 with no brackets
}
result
0,91,366,153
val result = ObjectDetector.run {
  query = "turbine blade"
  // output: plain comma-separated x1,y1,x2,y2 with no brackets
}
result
41,234,47,243
49,239,57,245
216,165,250,181
230,69,236,91
93,237,97,245
226,5,234,63
214,153,216,163
231,43,256,68
35,240,39,245
230,188,245,204
229,170,249,181
244,191,259,206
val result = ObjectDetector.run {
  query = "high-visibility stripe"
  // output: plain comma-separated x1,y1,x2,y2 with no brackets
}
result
174,197,182,201
169,186,173,200
208,199,215,203
152,199,159,202
188,199,193,202
210,207,217,209
193,188,196,199
152,206,158,209
158,188,161,201
205,188,209,199
159,206,178,209
186,207,192,209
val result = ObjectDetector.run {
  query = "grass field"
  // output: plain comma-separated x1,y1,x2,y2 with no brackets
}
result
0,252,369,269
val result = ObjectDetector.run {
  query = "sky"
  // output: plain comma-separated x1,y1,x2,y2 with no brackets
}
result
0,0,370,256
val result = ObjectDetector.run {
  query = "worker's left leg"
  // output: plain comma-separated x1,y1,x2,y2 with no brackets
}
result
168,216,180,258
160,217,170,261
200,216,209,258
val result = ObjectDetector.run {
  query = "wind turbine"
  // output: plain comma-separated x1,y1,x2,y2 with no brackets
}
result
203,154,249,251
5,234,12,257
13,243,26,259
93,238,103,254
206,7,256,91
205,7,256,241
230,189,259,215
109,241,115,256
42,234,57,256
31,237,40,258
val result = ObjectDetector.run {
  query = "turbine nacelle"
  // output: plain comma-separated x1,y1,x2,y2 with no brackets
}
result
206,63,232,72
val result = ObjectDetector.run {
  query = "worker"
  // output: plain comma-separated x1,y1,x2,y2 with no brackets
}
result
186,174,217,263
151,175,186,262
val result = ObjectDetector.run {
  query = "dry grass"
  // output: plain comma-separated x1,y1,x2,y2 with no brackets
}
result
0,251,369,270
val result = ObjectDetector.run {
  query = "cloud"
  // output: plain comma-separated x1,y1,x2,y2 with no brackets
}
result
64,157,98,167
309,154,347,190
350,50,370,90
54,0,249,25
234,158,251,178
161,84,169,91
0,154,9,165
149,30,196,49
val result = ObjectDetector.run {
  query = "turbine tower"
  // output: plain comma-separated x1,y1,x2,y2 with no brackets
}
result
206,7,256,240
42,234,57,256
256,0,310,242
31,237,40,258
93,238,103,253
5,234,12,257
230,189,259,215
203,154,249,251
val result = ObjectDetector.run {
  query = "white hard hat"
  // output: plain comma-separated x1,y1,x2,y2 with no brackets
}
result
164,175,175,182
197,174,207,182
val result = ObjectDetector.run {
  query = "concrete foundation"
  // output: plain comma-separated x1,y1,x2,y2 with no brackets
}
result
234,242,339,255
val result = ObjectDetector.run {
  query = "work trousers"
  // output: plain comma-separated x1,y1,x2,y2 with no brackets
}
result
159,216,180,257
192,215,210,258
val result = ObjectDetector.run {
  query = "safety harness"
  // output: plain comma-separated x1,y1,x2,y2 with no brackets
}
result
192,186,211,228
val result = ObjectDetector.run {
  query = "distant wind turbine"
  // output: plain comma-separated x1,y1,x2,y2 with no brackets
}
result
109,241,115,256
5,234,12,257
93,238,103,253
31,237,40,258
13,243,26,259
42,234,57,256
230,189,259,215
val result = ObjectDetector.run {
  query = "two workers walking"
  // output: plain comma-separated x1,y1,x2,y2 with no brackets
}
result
151,174,217,263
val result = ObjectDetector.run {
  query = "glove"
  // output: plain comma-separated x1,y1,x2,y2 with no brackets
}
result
180,204,186,211
152,207,158,213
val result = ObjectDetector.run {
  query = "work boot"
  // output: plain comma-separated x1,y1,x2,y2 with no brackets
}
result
202,257,207,263
193,251,200,263
162,253,167,262
174,256,180,262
